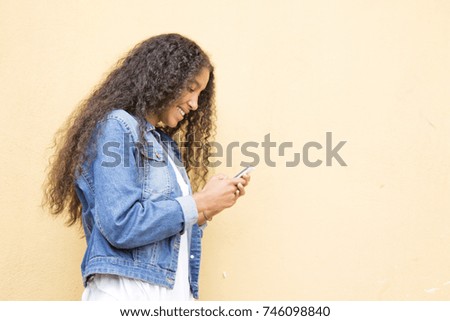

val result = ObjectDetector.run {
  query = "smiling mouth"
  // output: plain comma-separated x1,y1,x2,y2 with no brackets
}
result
177,106,186,117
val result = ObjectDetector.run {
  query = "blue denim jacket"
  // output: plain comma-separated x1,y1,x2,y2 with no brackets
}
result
75,109,204,299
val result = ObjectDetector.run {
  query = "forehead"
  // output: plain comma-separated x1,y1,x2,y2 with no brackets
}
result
188,67,210,88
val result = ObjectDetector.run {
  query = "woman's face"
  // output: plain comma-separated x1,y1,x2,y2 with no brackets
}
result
149,67,210,128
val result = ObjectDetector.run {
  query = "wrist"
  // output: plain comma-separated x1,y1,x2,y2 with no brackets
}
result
193,191,209,213
202,211,213,222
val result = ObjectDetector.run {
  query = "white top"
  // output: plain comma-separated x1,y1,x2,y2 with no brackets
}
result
82,151,193,301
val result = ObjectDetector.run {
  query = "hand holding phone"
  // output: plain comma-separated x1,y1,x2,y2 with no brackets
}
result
194,167,254,221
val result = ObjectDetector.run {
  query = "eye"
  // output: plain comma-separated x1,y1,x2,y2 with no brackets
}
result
188,87,195,93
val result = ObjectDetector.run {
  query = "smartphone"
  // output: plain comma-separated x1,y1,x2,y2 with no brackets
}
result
233,166,255,178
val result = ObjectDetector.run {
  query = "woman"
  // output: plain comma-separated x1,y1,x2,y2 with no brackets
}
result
44,33,250,300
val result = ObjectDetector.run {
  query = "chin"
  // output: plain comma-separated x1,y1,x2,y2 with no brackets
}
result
166,120,179,128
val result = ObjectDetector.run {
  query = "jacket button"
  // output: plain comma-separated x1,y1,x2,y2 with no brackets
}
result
190,255,195,259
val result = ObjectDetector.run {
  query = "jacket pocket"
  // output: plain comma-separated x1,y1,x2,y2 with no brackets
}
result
134,242,159,265
133,237,177,272
139,145,172,199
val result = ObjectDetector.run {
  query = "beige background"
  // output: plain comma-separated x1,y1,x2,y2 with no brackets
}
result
1,0,449,300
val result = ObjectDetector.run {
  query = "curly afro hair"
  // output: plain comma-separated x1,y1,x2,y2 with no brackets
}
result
44,33,216,226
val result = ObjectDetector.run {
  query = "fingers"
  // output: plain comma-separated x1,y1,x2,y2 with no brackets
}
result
231,181,246,199
230,177,246,185
242,174,251,186
207,173,250,203
201,172,251,213
236,182,245,197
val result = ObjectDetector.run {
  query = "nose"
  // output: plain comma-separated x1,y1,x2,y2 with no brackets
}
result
188,98,198,111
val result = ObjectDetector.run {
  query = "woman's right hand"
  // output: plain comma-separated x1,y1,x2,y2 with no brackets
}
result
193,174,247,222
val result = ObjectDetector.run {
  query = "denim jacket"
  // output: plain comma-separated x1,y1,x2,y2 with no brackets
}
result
75,109,204,299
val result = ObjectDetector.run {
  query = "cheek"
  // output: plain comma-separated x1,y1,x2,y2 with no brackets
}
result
161,107,175,119
161,107,179,126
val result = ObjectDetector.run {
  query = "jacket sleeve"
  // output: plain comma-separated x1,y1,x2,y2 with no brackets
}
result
91,117,198,249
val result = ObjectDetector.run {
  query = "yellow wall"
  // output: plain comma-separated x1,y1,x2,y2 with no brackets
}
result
1,0,449,300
